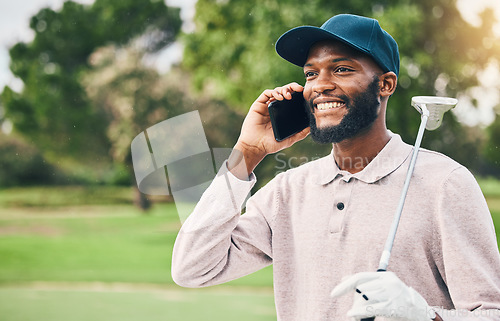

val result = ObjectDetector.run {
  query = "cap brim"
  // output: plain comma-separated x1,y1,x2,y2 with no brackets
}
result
275,26,370,67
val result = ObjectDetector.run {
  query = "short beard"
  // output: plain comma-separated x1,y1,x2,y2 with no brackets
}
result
306,76,381,144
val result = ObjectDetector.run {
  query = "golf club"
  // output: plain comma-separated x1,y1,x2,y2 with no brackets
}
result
361,96,458,321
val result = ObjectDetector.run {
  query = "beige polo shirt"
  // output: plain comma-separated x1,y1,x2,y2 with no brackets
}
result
172,134,500,321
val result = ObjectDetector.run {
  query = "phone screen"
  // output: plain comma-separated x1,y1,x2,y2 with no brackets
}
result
268,92,310,141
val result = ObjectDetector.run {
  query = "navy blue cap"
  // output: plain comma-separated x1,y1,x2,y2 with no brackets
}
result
275,14,400,76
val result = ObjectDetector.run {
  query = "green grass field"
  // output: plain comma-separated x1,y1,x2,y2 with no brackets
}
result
0,180,499,321
0,186,275,321
0,286,275,321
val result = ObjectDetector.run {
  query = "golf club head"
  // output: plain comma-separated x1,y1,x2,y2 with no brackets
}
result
411,96,458,131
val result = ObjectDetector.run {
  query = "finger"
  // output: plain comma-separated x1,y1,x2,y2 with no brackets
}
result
281,83,304,99
331,272,381,298
347,306,375,319
355,277,390,294
346,294,376,319
347,303,377,319
256,84,304,106
355,286,386,303
299,126,311,137
283,89,293,100
330,272,381,298
357,273,405,304
347,300,397,319
294,127,310,141
357,271,400,292
272,87,285,101
288,82,304,93
255,89,279,104
282,127,310,146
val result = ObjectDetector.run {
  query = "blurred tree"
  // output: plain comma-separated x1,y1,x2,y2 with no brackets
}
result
0,133,58,187
82,44,244,210
182,0,500,183
0,0,182,168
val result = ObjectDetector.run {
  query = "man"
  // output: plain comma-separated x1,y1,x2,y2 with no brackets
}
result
172,14,500,321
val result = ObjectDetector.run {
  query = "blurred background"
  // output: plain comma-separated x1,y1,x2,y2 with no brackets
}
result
0,0,499,320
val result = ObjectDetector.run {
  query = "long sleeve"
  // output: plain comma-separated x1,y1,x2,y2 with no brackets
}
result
434,166,500,321
171,161,274,288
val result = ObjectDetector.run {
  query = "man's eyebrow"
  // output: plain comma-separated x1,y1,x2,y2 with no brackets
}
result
332,57,355,63
303,57,356,67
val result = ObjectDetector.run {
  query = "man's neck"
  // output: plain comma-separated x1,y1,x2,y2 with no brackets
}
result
332,127,391,174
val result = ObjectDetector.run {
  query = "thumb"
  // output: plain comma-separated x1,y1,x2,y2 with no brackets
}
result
330,272,381,298
275,127,310,150
291,127,310,142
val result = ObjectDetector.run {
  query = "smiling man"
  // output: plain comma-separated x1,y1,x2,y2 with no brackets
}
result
304,43,386,144
172,14,500,321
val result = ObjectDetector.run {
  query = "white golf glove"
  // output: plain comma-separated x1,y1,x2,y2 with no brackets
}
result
330,271,436,321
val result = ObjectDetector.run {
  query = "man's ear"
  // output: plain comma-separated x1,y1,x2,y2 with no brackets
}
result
379,72,397,98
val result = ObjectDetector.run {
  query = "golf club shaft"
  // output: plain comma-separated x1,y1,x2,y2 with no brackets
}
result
378,108,429,271
360,107,430,321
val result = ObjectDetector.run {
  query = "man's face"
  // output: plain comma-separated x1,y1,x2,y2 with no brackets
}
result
302,40,383,144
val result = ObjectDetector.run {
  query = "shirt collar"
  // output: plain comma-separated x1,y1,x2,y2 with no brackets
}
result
313,133,413,185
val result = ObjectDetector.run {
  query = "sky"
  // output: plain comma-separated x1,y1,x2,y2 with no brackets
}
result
0,0,499,126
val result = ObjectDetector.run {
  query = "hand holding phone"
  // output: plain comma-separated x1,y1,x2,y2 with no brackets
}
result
268,91,310,142
230,84,309,178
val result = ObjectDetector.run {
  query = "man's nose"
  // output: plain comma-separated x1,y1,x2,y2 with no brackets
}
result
312,73,336,95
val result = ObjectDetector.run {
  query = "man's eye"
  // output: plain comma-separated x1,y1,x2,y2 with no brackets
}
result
336,67,353,73
304,71,316,78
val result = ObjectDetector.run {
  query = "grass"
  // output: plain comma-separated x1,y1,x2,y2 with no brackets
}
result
0,286,275,321
0,180,499,321
0,200,273,287
0,208,176,284
0,186,275,321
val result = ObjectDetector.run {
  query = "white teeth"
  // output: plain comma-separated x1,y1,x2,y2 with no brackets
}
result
316,102,344,110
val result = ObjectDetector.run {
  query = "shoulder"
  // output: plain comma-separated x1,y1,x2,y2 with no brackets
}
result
414,148,468,178
414,148,482,197
416,148,460,166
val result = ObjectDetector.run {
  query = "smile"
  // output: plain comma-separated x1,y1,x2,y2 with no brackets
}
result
316,101,346,111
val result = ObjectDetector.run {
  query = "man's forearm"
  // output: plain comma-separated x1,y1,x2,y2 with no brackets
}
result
171,160,272,287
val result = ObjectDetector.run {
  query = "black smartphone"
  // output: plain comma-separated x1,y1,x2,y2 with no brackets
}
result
268,91,310,142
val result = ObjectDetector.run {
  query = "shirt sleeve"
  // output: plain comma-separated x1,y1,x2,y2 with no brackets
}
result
171,160,274,288
434,166,500,321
